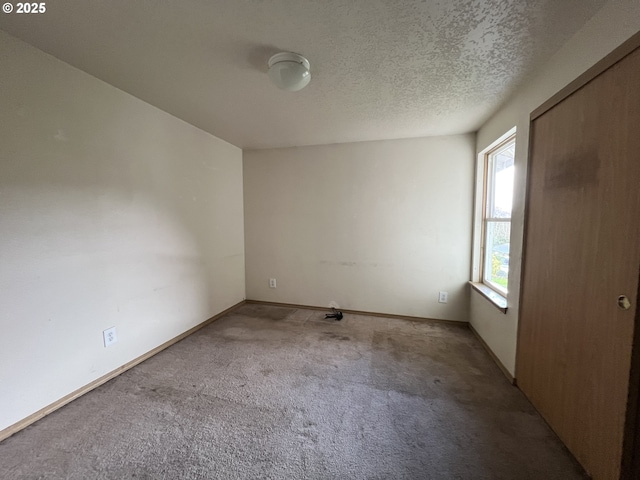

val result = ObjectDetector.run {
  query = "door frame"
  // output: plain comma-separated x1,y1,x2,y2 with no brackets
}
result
517,30,640,479
625,275,640,479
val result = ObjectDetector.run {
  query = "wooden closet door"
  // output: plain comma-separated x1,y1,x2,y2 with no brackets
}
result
517,46,640,479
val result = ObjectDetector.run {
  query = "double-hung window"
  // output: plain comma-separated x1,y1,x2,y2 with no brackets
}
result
482,135,515,295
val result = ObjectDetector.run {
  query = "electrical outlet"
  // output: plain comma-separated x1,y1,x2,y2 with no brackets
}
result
269,278,277,288
103,326,118,347
438,291,448,304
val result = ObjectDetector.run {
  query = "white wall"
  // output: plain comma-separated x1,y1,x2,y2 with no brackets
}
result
244,135,474,321
0,31,245,432
470,0,640,376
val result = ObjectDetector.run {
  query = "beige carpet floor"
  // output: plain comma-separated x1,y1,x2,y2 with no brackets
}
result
0,304,586,479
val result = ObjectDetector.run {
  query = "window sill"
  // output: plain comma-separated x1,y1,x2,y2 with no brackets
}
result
469,282,508,313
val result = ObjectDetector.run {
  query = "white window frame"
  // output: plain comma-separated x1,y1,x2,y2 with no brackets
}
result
481,135,515,296
472,127,516,303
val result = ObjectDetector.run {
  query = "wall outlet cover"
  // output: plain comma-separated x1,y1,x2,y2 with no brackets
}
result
269,278,277,288
438,291,448,304
103,326,118,347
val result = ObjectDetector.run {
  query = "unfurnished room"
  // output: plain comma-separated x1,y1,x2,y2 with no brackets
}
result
1,1,639,479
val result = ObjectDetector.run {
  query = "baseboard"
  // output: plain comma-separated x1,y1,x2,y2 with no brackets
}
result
244,299,467,326
0,300,245,443
468,323,515,384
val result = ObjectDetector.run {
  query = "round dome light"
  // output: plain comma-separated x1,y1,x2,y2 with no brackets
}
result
268,52,311,92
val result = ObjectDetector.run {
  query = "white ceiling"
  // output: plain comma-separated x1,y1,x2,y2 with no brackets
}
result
0,0,606,149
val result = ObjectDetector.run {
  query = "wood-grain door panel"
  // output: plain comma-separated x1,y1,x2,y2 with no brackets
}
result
517,47,640,479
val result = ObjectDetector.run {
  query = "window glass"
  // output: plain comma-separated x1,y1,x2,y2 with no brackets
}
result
483,137,515,295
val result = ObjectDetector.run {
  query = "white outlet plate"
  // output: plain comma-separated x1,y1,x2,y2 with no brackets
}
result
438,291,448,304
103,326,118,347
269,278,277,288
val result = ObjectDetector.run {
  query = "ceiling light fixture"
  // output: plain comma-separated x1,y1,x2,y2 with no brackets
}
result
268,52,311,92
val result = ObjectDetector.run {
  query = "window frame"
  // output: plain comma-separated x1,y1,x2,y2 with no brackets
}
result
480,133,516,297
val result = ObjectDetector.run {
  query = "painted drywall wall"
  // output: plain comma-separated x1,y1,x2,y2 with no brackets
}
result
244,135,474,321
470,0,640,376
0,31,245,432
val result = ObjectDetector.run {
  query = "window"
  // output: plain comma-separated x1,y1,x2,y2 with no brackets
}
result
482,135,515,295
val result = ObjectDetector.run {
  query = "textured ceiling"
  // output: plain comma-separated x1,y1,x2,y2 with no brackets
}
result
0,0,606,149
